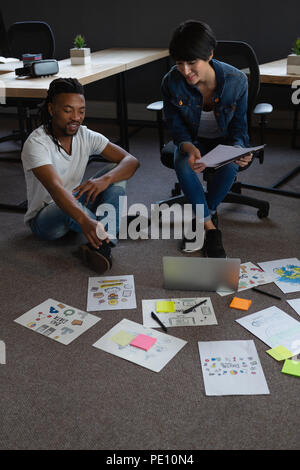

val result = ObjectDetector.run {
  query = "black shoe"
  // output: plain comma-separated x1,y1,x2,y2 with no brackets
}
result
79,242,112,273
203,229,226,258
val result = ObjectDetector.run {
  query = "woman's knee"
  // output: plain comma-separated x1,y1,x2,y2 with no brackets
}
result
174,148,192,175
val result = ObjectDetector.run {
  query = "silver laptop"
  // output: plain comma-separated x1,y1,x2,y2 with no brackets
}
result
163,256,240,292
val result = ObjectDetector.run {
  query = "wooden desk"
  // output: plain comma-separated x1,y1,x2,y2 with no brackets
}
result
259,58,300,85
245,58,300,199
0,48,169,212
0,48,169,99
0,48,169,150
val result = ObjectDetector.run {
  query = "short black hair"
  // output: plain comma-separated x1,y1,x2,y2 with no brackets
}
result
40,78,84,151
169,20,217,62
46,77,84,103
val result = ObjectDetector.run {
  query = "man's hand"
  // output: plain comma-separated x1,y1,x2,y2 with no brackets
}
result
235,152,253,168
73,175,111,205
181,143,206,173
79,217,109,249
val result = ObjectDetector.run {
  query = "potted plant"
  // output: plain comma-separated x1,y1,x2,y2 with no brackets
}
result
287,38,300,74
70,34,91,65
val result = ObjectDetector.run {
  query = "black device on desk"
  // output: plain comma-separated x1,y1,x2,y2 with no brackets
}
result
15,59,58,77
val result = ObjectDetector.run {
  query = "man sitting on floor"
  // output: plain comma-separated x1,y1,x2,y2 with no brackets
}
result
21,77,139,273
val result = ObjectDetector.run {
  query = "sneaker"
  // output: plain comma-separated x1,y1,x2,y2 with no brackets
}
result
203,229,226,258
79,242,112,273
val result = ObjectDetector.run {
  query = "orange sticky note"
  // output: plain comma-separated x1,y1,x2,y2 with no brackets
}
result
229,297,252,311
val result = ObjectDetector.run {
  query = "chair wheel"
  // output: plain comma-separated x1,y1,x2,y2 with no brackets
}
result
257,207,269,218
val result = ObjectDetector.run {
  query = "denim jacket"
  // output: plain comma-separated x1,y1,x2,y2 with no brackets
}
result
161,59,250,148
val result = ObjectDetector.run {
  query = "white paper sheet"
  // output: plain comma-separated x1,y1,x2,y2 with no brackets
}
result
199,144,265,168
87,275,137,311
14,299,100,345
198,340,269,396
217,261,274,296
258,258,300,294
236,306,300,355
142,297,217,328
92,318,187,372
287,298,300,316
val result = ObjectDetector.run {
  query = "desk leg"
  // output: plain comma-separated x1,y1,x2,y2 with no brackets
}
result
116,72,129,151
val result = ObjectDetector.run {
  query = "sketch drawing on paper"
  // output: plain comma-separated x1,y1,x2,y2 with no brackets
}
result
142,297,217,329
93,319,187,372
273,264,300,285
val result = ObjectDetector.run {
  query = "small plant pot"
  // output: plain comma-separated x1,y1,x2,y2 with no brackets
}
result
70,47,91,65
287,54,300,74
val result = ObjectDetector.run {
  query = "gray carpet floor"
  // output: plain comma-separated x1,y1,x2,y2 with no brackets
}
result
0,116,299,450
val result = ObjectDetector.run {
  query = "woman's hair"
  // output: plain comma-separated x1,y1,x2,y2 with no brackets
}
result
39,77,84,151
169,20,217,62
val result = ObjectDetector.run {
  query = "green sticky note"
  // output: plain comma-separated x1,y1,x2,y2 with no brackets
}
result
110,330,136,347
156,301,175,313
281,359,300,377
266,345,293,361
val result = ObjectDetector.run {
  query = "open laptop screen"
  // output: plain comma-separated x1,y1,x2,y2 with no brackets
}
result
163,256,240,292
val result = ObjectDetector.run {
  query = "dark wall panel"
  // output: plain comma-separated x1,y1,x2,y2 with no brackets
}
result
1,1,299,108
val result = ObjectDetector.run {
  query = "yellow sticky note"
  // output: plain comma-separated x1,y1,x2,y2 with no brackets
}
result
229,297,252,311
156,301,175,313
110,330,136,347
266,345,293,361
281,360,300,377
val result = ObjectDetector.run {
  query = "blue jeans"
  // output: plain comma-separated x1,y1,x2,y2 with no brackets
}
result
174,138,239,221
29,163,126,245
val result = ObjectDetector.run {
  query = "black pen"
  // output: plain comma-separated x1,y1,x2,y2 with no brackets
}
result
252,287,281,301
183,299,207,314
151,311,168,333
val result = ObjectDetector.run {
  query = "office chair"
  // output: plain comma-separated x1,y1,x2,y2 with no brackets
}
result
0,21,55,147
0,9,9,57
147,40,273,218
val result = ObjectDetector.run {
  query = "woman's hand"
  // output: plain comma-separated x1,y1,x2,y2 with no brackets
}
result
181,143,206,173
235,152,253,168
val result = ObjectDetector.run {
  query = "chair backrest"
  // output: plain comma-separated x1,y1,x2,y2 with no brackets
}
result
7,21,55,60
0,9,9,56
214,40,260,128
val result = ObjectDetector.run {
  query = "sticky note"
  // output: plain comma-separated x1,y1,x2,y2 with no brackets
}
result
156,301,175,313
229,297,252,311
130,334,157,351
281,359,300,377
110,330,136,347
266,345,293,361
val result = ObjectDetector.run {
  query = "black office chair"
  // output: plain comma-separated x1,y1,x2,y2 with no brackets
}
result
147,40,273,218
0,9,9,57
0,21,55,147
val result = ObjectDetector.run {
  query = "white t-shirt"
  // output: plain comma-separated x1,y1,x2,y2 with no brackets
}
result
21,125,109,224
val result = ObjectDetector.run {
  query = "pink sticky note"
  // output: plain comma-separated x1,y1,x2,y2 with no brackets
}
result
130,334,157,351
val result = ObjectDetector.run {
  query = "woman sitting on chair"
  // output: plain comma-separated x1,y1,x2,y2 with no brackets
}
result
161,20,253,257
